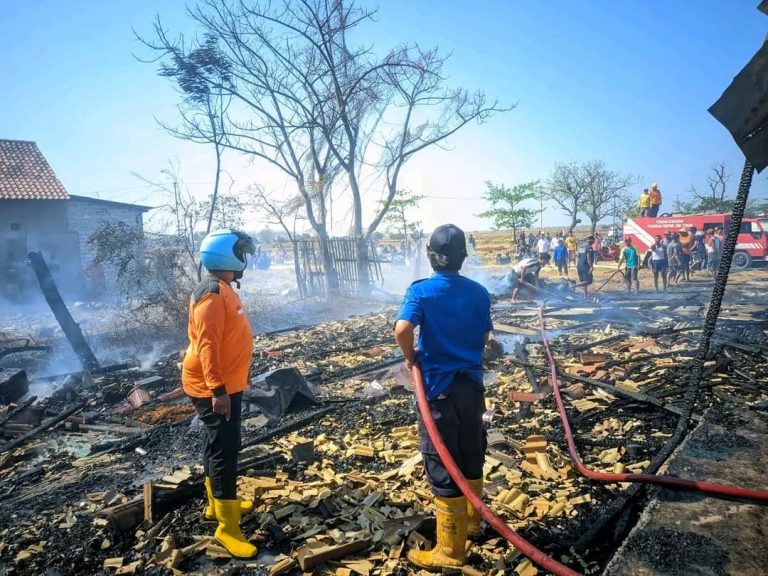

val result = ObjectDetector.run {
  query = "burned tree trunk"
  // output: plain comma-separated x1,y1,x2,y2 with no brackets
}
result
27,252,99,371
317,233,339,296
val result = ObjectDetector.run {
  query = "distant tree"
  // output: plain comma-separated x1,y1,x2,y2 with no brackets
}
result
381,189,425,240
622,196,641,219
196,192,244,231
678,162,734,214
544,162,588,233
581,160,635,234
141,35,232,241
133,161,202,278
476,181,538,239
746,197,768,217
255,228,275,245
247,186,313,299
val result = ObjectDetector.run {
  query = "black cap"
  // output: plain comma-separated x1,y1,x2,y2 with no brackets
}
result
429,224,467,262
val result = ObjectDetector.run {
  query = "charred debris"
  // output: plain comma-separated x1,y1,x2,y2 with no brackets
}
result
1,268,767,576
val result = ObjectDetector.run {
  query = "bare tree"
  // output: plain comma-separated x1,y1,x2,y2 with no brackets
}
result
544,162,587,233
350,50,511,291
139,0,508,295
581,160,635,234
688,162,733,213
138,34,232,239
247,185,308,298
133,161,202,276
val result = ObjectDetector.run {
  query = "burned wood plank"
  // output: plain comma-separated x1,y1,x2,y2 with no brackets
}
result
0,345,50,360
514,341,540,420
503,357,691,418
27,251,99,371
296,538,371,571
0,401,86,454
0,396,37,429
0,370,29,404
143,482,154,524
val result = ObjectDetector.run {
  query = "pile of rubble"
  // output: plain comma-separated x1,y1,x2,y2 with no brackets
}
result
1,276,767,575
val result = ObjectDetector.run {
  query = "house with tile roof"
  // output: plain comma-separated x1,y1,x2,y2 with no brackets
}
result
0,139,151,299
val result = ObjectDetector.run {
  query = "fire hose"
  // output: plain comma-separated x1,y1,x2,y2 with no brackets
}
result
537,306,768,501
409,161,762,574
588,267,625,296
411,363,581,576
535,160,768,502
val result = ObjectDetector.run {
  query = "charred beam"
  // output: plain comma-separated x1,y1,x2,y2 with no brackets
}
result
26,251,99,371
0,401,86,454
0,396,38,429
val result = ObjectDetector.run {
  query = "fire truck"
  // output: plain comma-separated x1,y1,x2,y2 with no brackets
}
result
623,213,768,270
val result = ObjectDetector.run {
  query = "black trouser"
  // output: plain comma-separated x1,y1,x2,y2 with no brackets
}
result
190,392,243,500
417,373,487,498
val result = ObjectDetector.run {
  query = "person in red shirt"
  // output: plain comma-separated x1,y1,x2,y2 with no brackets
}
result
183,229,257,558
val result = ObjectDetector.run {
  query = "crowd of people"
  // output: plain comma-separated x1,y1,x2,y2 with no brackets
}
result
507,230,600,301
489,221,725,299
375,241,413,265
645,226,724,292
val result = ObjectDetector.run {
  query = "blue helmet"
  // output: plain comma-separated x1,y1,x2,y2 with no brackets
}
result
200,230,256,272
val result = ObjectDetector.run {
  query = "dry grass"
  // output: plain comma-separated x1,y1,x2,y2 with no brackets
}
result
468,227,610,264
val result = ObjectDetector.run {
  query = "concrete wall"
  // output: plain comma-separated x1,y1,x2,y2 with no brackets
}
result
0,199,81,296
65,198,145,270
0,198,145,300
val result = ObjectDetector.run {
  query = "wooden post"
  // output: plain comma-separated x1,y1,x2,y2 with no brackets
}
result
143,482,154,524
26,251,99,371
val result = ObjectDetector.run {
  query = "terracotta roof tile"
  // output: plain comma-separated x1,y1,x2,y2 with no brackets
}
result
0,139,70,200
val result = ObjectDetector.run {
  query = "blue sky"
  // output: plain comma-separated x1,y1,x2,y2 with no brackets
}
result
1,1,766,232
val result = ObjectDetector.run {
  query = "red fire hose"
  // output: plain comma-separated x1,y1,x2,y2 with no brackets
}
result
537,307,768,501
411,363,581,576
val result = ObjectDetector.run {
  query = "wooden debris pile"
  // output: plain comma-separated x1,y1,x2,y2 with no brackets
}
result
252,312,399,384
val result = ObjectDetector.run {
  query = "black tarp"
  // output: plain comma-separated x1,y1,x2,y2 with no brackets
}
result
242,367,318,421
709,38,768,173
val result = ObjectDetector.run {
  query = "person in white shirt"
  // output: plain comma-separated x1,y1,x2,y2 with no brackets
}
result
511,253,550,302
705,229,722,278
649,235,668,292
536,232,550,259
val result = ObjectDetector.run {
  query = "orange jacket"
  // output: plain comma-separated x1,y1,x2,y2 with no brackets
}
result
650,189,662,205
182,276,253,398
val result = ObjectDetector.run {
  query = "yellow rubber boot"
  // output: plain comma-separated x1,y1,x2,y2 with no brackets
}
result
203,477,254,521
213,499,258,558
466,478,484,538
407,495,467,570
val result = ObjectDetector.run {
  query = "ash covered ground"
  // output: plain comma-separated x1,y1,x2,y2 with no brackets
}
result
0,263,766,575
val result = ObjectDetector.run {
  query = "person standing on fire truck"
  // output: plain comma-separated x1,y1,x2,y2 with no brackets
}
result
394,224,493,570
638,188,652,217
649,183,662,217
182,229,258,559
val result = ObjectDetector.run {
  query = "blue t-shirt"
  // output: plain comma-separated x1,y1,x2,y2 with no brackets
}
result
553,244,568,262
397,271,493,400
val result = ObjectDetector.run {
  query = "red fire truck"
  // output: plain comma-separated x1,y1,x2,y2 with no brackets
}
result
623,214,768,270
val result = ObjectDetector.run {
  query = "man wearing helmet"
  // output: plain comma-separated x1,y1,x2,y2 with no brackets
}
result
182,229,257,558
394,224,493,570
